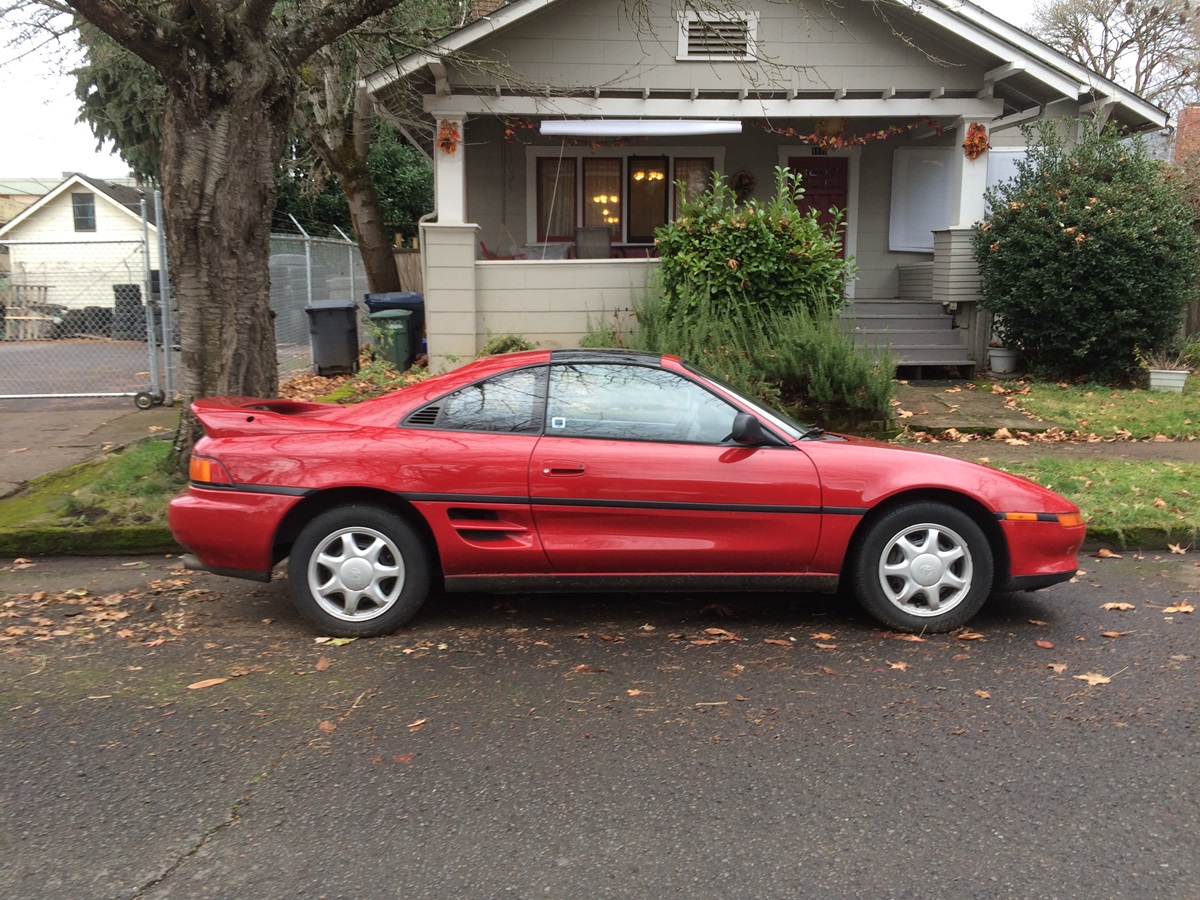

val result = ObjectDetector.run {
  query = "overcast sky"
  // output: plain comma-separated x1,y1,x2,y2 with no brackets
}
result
0,0,1040,182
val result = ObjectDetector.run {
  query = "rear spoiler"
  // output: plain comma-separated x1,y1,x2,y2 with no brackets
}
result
191,397,348,439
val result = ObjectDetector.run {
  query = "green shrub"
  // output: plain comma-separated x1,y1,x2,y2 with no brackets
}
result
973,119,1199,383
480,333,535,355
655,167,856,324
611,292,892,416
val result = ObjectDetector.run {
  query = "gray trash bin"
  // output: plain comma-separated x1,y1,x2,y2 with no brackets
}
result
306,299,359,376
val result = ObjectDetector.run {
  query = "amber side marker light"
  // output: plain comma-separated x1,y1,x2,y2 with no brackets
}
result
1004,512,1083,527
190,455,234,486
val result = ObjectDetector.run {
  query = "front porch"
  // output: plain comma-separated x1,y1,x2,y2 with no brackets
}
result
420,220,988,374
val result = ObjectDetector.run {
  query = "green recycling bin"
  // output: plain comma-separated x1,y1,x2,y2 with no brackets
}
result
369,308,413,370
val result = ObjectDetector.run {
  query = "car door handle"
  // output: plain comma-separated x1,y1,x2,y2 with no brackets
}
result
541,460,586,476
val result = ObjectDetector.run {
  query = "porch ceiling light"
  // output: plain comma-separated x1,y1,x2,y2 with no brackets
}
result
540,119,742,137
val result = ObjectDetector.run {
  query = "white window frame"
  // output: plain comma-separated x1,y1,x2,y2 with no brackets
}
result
676,11,759,62
525,147,726,246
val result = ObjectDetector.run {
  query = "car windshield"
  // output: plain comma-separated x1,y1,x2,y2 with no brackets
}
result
682,361,813,441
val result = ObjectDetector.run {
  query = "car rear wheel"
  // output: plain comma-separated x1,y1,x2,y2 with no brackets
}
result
287,505,431,637
850,502,993,633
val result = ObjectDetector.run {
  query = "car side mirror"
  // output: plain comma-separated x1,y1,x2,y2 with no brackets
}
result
730,412,765,446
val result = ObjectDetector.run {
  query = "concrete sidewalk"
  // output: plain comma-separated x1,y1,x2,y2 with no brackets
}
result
0,397,180,498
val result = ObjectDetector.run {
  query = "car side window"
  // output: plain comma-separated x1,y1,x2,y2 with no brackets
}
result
416,367,543,433
546,363,737,443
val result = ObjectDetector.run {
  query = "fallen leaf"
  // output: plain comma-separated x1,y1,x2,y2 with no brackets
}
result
314,636,357,647
889,661,909,671
810,632,835,641
1168,543,1189,555
704,627,742,641
1028,619,1048,626
1101,630,1132,638
626,689,643,696
187,677,228,690
1093,548,1123,559
1074,672,1111,686
1036,640,1055,649
318,720,337,733
1154,498,1168,509
892,634,927,642
957,631,986,641
407,718,427,732
315,657,332,672
572,664,608,673
8,447,28,453
974,689,991,700
393,753,417,763
1047,663,1068,673
815,642,838,650
1101,602,1136,611
1163,601,1195,614
763,638,793,647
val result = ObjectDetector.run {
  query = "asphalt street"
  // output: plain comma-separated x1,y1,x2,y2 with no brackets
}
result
1,553,1197,899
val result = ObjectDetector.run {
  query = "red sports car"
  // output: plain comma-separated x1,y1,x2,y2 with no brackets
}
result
169,349,1085,637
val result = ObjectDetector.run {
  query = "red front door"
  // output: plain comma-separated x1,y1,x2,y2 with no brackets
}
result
788,156,849,254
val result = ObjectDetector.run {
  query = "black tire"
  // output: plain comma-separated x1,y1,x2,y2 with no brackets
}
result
287,505,432,637
849,501,994,633
134,391,154,410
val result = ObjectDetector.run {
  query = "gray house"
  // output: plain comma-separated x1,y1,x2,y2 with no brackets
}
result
364,0,1164,371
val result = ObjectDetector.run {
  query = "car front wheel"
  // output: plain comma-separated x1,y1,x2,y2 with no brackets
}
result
850,502,994,633
287,505,431,637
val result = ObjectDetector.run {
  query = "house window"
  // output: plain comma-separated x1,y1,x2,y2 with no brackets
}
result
533,152,719,245
628,157,668,244
673,158,713,211
72,193,96,232
536,158,576,242
676,12,758,61
583,158,622,235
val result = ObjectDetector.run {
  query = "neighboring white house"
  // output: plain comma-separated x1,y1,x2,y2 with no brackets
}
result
364,0,1166,372
0,173,161,318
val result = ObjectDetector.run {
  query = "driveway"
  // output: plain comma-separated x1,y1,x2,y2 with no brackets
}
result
1,554,1197,898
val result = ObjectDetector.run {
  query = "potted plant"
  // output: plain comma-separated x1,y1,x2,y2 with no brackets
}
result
1139,347,1192,393
987,318,1018,375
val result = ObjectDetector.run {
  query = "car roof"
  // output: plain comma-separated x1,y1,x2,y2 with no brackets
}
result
549,348,667,366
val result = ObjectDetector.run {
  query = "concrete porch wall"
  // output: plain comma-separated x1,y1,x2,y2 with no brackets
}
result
475,258,659,350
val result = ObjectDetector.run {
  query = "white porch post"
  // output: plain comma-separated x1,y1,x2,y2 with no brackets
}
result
422,112,477,370
932,118,994,366
948,117,993,228
434,114,467,224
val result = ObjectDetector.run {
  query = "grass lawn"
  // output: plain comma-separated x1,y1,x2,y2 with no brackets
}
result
989,455,1200,549
1006,375,1200,440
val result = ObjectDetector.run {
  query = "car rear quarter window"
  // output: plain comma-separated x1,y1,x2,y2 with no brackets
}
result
406,367,543,433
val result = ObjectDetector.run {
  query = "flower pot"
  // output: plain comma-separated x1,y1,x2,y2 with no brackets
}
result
1148,369,1189,393
988,346,1019,375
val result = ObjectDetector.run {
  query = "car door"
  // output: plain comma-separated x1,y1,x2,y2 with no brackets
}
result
529,362,822,574
396,364,549,577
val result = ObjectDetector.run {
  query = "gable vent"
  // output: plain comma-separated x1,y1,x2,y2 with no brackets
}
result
679,13,757,61
406,405,442,427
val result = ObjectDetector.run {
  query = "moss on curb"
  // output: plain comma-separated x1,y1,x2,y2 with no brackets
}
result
0,526,180,556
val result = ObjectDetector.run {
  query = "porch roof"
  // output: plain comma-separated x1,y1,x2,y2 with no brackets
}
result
363,0,1167,135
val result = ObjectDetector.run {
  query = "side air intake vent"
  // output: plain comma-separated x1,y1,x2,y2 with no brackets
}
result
406,405,442,427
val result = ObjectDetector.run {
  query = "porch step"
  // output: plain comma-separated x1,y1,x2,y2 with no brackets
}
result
843,298,976,369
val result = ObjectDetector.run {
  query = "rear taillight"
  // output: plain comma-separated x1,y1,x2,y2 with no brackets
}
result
189,455,234,486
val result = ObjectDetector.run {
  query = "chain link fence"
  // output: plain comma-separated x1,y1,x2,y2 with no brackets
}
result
269,233,367,380
1,226,365,404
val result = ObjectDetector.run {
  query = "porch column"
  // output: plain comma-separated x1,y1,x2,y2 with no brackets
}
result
932,118,994,365
434,114,467,224
948,117,993,228
421,223,479,371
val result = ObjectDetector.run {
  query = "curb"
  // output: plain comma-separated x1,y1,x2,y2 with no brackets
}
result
0,526,181,557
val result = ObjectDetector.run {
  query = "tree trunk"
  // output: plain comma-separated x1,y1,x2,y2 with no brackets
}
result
164,55,297,473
